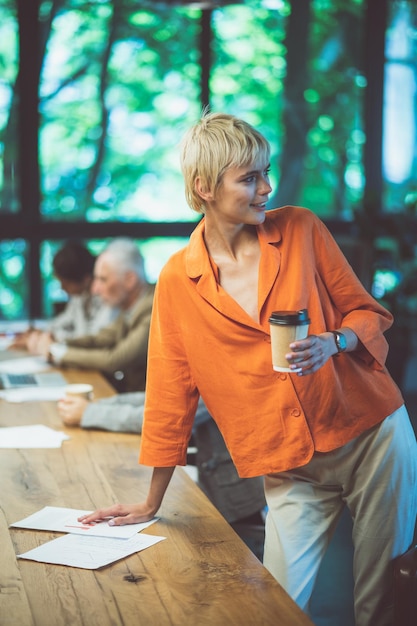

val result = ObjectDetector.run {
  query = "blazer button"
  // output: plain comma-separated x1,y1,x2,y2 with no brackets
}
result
279,373,287,381
291,409,301,417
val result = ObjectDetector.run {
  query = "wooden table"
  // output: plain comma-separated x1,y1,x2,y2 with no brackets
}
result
0,366,313,626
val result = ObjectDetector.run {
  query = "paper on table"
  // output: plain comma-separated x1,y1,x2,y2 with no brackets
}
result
17,532,166,569
0,424,70,448
0,386,67,403
11,506,159,539
0,356,51,374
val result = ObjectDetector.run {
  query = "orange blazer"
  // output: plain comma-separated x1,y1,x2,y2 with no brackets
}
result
140,207,403,477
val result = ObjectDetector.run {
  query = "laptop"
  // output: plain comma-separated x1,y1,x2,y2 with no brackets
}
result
0,371,67,390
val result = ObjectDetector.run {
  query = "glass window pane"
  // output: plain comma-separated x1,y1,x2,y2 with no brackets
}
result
210,0,288,204
39,1,201,223
300,0,366,218
0,239,28,319
0,0,19,214
383,0,417,212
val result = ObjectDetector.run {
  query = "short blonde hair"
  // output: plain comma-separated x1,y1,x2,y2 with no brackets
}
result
180,112,270,214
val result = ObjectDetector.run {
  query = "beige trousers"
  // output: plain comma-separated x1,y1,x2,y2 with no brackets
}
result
263,405,417,626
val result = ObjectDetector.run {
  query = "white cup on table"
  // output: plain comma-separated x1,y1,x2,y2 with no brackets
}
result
64,383,94,400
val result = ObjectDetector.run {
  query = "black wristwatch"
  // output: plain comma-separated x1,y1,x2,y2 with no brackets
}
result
331,330,347,354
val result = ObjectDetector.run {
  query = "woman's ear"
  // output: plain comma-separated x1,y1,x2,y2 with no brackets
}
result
195,177,213,202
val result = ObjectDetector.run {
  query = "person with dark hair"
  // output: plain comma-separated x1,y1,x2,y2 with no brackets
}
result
53,241,95,282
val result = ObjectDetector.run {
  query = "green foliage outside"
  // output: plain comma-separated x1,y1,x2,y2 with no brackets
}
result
39,0,202,223
3,0,410,321
0,240,26,320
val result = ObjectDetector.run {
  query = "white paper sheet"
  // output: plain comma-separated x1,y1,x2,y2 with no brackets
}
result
0,386,67,403
0,356,50,374
0,424,70,448
11,506,159,539
17,532,166,569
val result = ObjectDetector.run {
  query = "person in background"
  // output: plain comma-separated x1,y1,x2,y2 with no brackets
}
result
26,238,154,392
11,241,117,347
50,241,118,340
78,112,417,626
57,391,266,530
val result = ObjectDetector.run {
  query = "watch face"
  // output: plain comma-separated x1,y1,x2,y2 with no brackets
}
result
336,332,347,352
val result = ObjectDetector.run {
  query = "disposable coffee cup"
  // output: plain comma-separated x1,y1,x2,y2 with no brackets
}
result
269,309,310,372
64,383,94,400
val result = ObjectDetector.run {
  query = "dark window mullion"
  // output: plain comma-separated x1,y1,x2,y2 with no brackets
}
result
363,0,388,219
200,8,212,110
17,0,42,318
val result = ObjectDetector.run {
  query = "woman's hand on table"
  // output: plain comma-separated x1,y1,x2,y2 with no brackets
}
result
58,395,89,426
78,503,156,526
79,467,176,526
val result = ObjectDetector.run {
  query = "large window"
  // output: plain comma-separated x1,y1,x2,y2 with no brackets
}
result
0,0,407,321
383,0,417,211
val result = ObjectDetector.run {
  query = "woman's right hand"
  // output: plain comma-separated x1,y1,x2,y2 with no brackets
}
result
78,465,175,526
78,503,156,526
78,467,176,526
